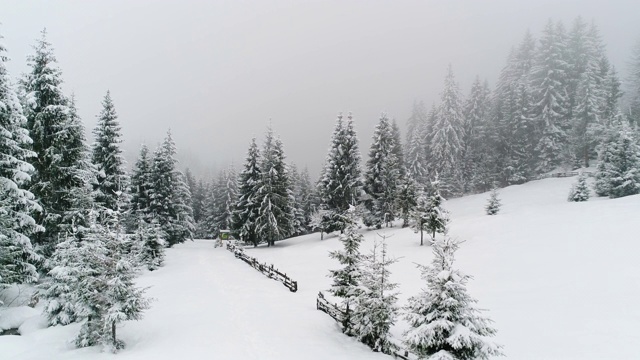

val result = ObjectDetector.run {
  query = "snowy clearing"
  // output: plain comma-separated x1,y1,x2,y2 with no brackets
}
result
2,176,639,360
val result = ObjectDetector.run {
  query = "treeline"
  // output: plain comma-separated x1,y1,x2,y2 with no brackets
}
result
184,17,640,246
0,30,195,351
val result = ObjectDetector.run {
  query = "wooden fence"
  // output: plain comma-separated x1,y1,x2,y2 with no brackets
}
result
534,170,594,180
315,291,414,360
225,242,298,292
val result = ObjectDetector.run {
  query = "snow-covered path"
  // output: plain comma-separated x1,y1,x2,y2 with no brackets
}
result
1,240,384,360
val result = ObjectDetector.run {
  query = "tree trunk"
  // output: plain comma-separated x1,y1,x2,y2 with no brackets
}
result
420,229,423,246
112,322,116,346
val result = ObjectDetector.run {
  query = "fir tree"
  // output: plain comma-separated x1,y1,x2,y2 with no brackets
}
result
23,30,94,254
200,180,218,238
423,180,450,242
149,130,194,246
405,101,429,185
396,176,418,228
391,119,405,177
530,20,571,172
351,235,399,354
595,124,640,198
92,91,129,215
255,127,295,247
485,188,502,215
231,137,262,246
411,190,430,246
363,113,401,228
214,167,238,233
327,208,362,336
568,173,590,202
403,237,503,360
0,33,42,288
130,144,153,221
318,113,362,233
430,66,465,197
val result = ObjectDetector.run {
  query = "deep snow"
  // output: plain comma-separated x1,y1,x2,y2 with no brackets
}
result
1,176,639,359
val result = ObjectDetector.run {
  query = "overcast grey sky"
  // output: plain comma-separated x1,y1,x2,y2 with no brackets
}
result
2,0,640,179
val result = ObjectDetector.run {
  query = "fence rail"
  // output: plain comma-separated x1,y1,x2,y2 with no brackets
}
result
534,170,594,180
315,291,414,359
225,242,298,292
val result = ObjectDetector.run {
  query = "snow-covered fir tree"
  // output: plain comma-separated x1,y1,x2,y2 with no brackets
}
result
214,166,238,234
200,180,218,238
255,127,295,247
130,144,153,221
0,33,43,288
461,76,491,192
67,212,150,352
135,218,165,270
530,20,571,172
568,173,590,202
396,176,418,228
22,30,94,255
318,113,362,233
626,38,640,127
594,123,640,198
363,113,401,228
231,138,262,246
184,168,205,226
411,190,430,246
405,101,429,185
485,188,502,215
149,130,194,246
91,91,129,216
351,235,399,354
422,179,450,243
391,119,405,177
429,66,465,197
289,165,313,235
327,207,362,335
403,237,503,360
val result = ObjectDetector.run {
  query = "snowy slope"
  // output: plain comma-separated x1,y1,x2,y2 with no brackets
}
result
2,176,639,359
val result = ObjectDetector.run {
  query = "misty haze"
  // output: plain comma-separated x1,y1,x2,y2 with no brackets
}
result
1,1,640,360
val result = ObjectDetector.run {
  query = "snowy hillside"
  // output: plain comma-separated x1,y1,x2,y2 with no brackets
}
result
2,176,639,360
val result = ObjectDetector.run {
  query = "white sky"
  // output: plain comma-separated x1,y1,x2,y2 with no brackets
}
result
2,0,639,179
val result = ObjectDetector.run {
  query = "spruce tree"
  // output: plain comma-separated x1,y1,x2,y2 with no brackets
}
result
595,124,640,198
255,127,295,247
92,91,129,215
149,130,194,246
429,65,465,196
424,180,450,242
23,30,94,254
403,238,503,360
214,167,238,234
568,173,590,202
411,190,430,246
232,137,262,246
318,113,362,233
351,236,399,354
405,101,429,185
396,176,418,228
130,144,153,221
363,113,400,228
485,188,502,215
0,33,42,288
530,20,571,172
327,209,362,336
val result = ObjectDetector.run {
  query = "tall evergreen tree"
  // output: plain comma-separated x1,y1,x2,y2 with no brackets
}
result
255,127,295,247
530,20,571,172
0,33,42,287
351,237,399,354
594,123,640,198
130,144,153,221
430,65,465,196
318,113,362,233
214,166,238,233
231,138,261,246
390,119,405,177
363,113,400,228
405,101,429,185
23,30,94,253
92,91,129,214
149,131,194,246
403,238,503,359
327,209,362,336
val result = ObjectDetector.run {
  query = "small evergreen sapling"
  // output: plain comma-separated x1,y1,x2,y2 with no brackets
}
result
327,208,362,336
403,237,503,360
351,234,399,354
568,173,590,202
485,188,502,215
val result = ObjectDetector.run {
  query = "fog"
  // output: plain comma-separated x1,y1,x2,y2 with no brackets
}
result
2,0,639,179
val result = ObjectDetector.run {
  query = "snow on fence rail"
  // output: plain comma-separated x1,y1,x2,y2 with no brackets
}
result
315,291,414,360
225,242,298,292
534,170,594,180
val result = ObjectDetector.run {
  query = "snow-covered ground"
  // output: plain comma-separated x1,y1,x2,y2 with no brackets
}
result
2,176,639,359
